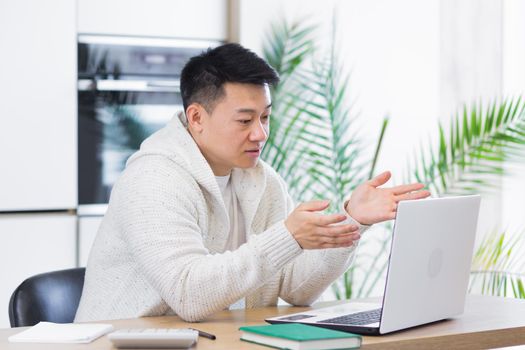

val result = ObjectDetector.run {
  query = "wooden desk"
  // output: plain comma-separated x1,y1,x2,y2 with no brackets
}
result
2,295,525,349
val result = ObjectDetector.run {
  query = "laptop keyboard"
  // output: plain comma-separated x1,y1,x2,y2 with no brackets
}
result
318,308,382,326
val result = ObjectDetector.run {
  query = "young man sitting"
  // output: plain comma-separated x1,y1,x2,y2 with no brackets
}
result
75,43,429,323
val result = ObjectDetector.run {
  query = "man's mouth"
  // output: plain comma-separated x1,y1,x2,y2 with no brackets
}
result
246,148,262,156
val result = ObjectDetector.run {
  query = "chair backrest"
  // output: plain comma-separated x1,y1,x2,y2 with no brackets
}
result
8,268,86,327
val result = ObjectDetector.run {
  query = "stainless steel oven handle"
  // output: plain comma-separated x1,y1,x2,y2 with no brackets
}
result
78,79,180,92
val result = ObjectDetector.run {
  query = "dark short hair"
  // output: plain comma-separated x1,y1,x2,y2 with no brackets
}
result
180,43,280,113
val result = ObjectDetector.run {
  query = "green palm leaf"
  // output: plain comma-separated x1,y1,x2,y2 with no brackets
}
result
263,20,315,85
469,230,525,298
261,20,317,198
261,18,382,204
284,23,370,205
408,97,525,195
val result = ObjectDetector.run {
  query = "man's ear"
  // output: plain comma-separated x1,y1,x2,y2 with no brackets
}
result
185,103,206,133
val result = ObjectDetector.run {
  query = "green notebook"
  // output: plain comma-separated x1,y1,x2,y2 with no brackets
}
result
239,323,361,350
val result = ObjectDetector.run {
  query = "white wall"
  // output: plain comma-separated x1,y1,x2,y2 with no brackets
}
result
440,0,503,119
501,0,525,232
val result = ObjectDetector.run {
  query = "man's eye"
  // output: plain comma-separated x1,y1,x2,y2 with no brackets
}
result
239,119,251,124
262,115,270,122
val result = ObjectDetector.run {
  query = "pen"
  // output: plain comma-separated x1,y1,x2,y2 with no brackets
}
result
189,328,216,340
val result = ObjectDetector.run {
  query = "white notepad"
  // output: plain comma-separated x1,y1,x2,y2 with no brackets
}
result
8,322,114,343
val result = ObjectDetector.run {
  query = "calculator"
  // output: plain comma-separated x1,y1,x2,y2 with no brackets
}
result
107,328,198,349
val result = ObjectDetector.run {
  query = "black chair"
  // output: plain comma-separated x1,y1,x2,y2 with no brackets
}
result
8,268,86,327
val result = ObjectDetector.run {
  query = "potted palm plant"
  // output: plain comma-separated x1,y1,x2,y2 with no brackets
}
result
261,18,525,300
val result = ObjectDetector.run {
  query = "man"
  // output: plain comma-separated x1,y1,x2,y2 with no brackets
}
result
75,43,429,323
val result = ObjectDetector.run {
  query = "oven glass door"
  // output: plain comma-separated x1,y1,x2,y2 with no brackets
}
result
78,83,182,208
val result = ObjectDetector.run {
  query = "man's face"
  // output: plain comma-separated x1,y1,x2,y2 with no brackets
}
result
194,82,272,176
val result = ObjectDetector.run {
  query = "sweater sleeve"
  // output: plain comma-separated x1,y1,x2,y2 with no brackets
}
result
277,185,369,306
114,156,303,322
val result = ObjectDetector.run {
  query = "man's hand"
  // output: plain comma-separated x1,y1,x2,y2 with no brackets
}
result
346,171,431,225
285,200,360,249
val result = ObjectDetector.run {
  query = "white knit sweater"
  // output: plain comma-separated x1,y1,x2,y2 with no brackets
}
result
75,114,366,323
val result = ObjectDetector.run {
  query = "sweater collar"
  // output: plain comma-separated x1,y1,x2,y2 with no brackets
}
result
231,165,266,234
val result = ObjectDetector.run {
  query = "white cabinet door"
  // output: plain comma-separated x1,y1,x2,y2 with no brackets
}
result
78,216,104,267
78,0,227,41
0,214,77,328
0,0,77,211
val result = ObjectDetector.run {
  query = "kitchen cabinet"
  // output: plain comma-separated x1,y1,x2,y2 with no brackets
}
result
78,216,104,267
0,214,76,328
0,0,77,211
78,0,228,41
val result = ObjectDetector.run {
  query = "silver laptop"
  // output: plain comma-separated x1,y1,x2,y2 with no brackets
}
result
266,195,481,335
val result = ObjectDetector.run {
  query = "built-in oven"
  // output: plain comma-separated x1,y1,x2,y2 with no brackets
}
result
77,35,220,215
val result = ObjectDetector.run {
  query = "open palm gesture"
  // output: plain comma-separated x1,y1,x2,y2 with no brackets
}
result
346,171,431,225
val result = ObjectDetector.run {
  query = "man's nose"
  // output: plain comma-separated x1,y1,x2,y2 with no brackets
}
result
250,120,268,141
